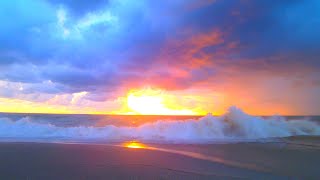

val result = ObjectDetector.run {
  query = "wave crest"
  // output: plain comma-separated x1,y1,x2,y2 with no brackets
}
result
0,107,319,143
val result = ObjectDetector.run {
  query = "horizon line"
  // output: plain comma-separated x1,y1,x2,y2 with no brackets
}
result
0,111,319,117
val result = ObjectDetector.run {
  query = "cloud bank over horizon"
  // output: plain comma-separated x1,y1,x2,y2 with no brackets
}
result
0,0,320,115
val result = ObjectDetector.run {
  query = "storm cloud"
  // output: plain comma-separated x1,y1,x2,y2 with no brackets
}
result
0,0,319,114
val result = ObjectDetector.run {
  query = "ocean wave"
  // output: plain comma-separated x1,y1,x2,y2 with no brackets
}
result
0,107,319,143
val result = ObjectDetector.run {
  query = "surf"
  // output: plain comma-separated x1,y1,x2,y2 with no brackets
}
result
0,106,319,143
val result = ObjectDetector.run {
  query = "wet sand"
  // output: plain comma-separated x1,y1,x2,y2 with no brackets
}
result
0,139,319,179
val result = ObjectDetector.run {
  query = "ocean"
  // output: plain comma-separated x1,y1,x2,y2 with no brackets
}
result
0,108,320,179
0,107,319,143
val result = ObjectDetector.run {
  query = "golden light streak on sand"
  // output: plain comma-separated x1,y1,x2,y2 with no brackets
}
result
123,141,147,149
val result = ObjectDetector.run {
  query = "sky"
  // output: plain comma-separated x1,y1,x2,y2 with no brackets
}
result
0,0,320,115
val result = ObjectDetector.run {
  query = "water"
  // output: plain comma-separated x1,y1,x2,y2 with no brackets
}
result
0,107,319,143
0,113,201,127
0,108,319,178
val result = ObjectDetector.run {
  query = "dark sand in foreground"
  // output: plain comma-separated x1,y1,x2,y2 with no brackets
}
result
0,137,319,179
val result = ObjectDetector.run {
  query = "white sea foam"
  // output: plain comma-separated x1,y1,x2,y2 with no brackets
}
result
0,107,319,143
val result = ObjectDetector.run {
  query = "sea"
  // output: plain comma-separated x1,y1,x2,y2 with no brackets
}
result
1,107,320,178
0,107,319,144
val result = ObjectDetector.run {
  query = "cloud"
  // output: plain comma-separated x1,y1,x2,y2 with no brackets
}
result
56,6,70,37
0,0,319,114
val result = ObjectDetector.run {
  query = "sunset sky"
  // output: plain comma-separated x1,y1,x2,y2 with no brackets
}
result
0,0,319,115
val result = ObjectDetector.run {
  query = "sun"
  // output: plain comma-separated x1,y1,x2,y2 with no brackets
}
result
126,88,196,115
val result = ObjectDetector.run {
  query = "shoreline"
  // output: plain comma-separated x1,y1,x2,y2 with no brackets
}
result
0,142,276,179
0,139,319,179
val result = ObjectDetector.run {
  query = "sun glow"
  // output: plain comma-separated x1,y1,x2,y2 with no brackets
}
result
127,89,197,115
124,141,146,149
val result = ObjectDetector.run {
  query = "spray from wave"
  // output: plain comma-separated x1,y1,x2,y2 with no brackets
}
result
0,107,319,143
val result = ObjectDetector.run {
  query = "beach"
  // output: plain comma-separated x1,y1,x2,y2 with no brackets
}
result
0,113,319,179
1,0,320,179
0,137,319,179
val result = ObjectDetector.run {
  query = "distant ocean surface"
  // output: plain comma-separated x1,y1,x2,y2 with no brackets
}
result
0,107,319,143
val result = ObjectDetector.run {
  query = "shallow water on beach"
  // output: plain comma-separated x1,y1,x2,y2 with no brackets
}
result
1,138,319,179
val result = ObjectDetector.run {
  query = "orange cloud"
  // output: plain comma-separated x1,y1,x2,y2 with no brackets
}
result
159,30,223,69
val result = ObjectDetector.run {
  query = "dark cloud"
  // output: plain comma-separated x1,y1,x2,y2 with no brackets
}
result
0,0,319,108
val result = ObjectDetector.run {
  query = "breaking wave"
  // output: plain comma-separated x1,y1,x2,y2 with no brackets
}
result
0,107,319,143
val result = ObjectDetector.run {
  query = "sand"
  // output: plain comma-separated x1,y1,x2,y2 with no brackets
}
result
0,140,319,179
